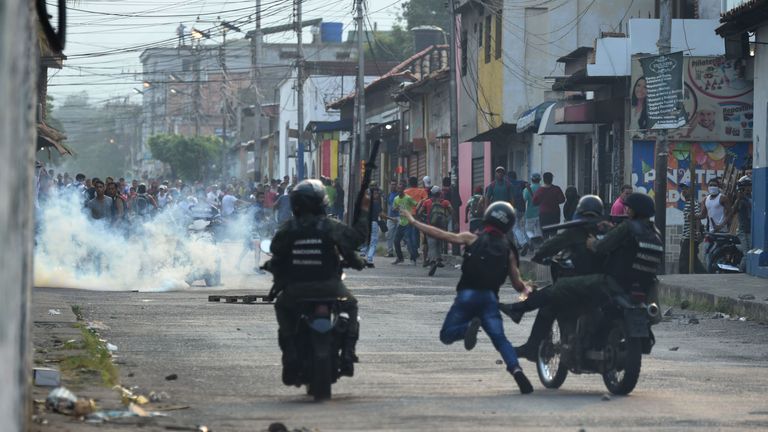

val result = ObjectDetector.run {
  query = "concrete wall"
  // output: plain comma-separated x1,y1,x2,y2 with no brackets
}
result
0,0,35,429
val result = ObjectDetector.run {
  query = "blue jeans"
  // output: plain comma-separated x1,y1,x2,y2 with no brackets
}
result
366,221,380,263
394,224,417,261
440,289,520,371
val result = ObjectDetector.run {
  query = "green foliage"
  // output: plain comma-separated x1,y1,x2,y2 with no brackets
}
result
400,0,451,31
365,25,413,63
148,134,222,181
60,324,119,387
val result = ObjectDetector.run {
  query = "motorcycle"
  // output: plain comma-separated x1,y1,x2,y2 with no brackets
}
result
704,232,742,273
260,240,352,401
183,204,223,286
534,255,659,395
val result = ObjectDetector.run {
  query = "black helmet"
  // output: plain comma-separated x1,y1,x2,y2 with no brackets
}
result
625,193,655,218
737,175,752,190
574,195,604,219
483,201,516,233
290,179,328,217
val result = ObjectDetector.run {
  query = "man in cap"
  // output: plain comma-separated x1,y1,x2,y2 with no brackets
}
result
485,166,515,206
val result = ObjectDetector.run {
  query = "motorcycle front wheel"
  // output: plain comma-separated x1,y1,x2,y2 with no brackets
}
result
602,321,642,395
537,318,568,389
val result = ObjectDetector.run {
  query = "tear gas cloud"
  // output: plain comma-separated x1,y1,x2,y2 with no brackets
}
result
34,190,260,292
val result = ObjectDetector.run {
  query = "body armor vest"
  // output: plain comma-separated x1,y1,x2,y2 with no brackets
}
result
284,217,340,283
608,220,663,286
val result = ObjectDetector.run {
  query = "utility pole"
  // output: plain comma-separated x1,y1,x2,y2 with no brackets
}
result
356,0,366,165
193,44,201,136
654,0,672,273
295,0,305,181
251,0,262,184
220,23,229,179
447,0,460,254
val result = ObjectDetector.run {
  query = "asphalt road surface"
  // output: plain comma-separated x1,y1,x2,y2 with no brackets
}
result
37,257,768,431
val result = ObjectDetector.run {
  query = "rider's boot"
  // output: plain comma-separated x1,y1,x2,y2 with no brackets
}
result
278,332,300,386
340,319,359,377
515,306,556,362
500,289,550,324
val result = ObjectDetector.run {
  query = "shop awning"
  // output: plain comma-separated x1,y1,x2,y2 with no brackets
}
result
515,101,556,133
537,103,593,135
307,119,353,133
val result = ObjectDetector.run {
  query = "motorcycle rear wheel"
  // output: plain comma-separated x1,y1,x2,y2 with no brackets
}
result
537,318,568,389
708,247,743,274
311,355,332,401
602,321,642,395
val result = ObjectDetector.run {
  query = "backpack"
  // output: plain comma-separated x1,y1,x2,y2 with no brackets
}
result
135,194,151,216
429,200,450,229
468,195,484,219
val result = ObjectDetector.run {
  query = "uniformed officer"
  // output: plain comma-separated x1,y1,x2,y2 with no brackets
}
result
501,195,607,361
267,179,370,385
401,201,534,394
502,193,662,328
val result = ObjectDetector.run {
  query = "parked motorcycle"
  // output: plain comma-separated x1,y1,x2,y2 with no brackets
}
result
704,232,742,273
260,240,352,401
535,256,659,395
183,204,223,286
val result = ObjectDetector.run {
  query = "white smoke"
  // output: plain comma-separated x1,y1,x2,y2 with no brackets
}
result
34,189,261,292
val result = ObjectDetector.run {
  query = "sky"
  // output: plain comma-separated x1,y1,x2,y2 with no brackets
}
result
48,0,405,105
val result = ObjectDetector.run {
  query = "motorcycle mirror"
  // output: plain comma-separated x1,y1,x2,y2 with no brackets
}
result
260,239,272,254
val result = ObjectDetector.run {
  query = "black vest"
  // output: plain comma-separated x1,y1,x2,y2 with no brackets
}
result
607,220,663,287
283,217,341,283
457,232,517,296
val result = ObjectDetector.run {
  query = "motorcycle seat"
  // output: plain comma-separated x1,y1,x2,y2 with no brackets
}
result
706,232,738,241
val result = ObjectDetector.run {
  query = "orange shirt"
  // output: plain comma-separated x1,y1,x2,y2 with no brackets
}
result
404,187,427,203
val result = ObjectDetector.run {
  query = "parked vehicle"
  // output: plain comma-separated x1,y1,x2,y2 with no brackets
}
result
535,256,659,395
704,232,742,273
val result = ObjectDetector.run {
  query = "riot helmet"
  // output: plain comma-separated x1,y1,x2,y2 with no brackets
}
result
574,195,604,219
290,179,328,217
625,193,655,218
483,201,516,233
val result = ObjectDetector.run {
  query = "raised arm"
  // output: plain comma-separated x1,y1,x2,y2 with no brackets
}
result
401,209,476,245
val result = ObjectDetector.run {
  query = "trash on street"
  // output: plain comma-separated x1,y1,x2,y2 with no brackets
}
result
34,367,61,387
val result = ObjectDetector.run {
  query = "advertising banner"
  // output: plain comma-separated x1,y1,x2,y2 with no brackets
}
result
631,140,752,219
638,52,686,129
630,56,753,141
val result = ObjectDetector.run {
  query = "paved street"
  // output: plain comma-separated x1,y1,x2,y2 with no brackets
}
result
34,257,768,431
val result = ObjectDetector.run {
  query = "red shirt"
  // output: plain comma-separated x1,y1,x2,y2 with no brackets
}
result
533,185,565,215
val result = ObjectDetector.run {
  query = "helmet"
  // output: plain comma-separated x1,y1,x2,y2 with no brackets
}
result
290,179,328,217
574,195,604,219
483,201,516,233
625,193,655,218
737,175,752,190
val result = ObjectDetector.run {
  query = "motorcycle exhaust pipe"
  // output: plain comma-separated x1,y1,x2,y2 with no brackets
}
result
647,303,660,318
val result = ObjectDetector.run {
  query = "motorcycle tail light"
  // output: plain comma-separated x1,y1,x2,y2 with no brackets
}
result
631,291,646,302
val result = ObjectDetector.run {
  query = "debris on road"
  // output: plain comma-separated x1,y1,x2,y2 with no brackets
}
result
106,342,118,352
87,320,111,331
45,387,95,416
601,394,611,401
688,318,700,325
48,309,62,316
85,403,166,423
712,312,730,319
495,359,503,365
149,391,171,402
680,300,690,310
165,425,211,431
663,307,673,317
738,294,756,300
115,385,150,405
34,367,61,387
208,295,272,304
166,373,179,381
669,346,680,351
739,317,748,322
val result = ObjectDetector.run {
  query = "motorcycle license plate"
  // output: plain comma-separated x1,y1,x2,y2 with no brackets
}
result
624,308,649,338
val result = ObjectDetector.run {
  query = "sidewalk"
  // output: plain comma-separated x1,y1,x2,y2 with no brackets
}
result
519,260,768,322
657,274,768,322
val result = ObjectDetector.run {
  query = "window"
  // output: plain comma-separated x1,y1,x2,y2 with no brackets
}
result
484,15,492,63
461,30,468,76
495,12,502,60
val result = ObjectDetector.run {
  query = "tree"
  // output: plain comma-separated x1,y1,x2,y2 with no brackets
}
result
400,0,451,31
148,134,222,181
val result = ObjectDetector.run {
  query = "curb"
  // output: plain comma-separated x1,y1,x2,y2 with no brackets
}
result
657,281,768,322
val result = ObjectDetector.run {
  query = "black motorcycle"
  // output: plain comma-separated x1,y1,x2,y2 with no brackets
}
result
704,232,742,273
260,240,352,401
534,256,659,395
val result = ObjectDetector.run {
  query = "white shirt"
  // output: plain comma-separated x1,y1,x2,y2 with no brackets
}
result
705,194,726,231
221,194,237,216
206,191,218,206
